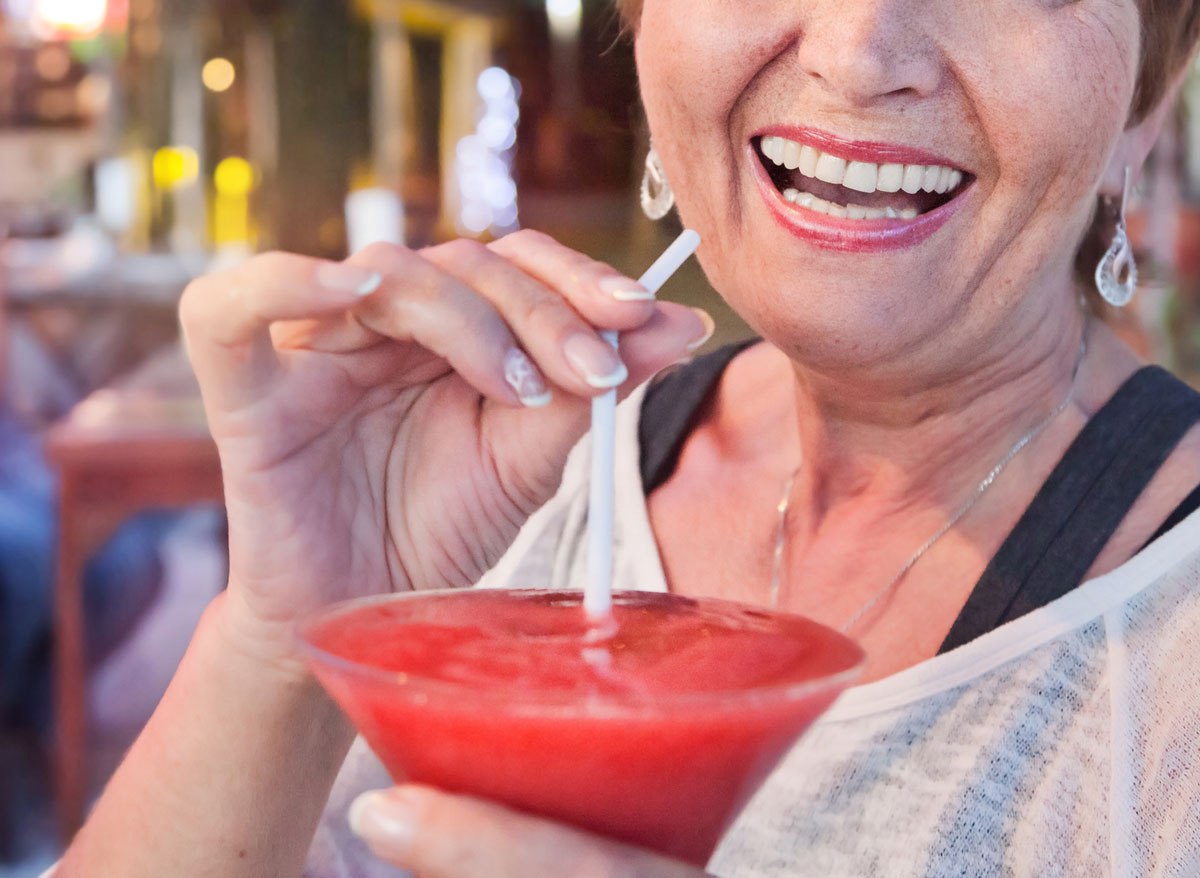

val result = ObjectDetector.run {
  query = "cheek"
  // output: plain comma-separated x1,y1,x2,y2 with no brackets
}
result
961,1,1139,191
636,1,790,148
636,1,796,283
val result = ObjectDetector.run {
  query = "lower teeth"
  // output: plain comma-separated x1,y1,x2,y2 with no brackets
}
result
782,187,918,220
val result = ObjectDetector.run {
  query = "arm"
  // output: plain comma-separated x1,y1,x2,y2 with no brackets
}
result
58,594,354,878
53,237,708,875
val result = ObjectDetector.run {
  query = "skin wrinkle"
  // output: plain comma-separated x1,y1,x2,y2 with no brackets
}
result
344,425,396,592
463,417,521,579
378,417,420,595
226,443,376,614
395,397,480,591
483,418,562,525
389,379,546,591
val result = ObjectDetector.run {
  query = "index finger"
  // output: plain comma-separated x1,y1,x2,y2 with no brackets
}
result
179,253,382,411
488,229,658,331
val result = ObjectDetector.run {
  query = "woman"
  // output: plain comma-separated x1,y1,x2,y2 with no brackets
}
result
54,0,1200,875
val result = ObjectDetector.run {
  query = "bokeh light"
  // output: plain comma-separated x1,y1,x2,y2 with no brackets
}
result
214,157,255,197
202,58,237,94
455,67,520,238
31,0,108,38
151,146,199,191
546,0,582,39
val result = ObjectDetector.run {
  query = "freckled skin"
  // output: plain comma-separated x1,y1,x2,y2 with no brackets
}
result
635,0,1141,393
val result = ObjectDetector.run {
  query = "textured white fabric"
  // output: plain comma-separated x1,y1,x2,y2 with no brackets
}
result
301,383,1200,876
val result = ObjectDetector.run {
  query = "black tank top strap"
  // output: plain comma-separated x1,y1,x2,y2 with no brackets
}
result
938,366,1200,652
639,340,758,492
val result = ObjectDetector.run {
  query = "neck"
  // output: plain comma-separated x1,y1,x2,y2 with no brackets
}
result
780,292,1090,525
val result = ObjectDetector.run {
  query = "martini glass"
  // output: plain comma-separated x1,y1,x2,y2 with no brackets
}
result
298,588,864,867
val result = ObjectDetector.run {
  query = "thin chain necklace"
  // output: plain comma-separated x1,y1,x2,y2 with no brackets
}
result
769,336,1088,634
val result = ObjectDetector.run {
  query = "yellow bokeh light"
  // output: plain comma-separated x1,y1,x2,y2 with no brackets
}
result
202,57,236,93
152,146,199,191
214,157,255,197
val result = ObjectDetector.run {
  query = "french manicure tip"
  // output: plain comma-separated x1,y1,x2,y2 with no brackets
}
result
686,309,716,352
521,390,554,408
355,272,384,297
586,363,630,389
610,288,657,302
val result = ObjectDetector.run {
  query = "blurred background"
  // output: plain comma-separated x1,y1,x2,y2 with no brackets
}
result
1,1,1199,873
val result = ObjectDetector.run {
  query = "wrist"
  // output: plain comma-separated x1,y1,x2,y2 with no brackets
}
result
201,590,357,750
205,588,325,688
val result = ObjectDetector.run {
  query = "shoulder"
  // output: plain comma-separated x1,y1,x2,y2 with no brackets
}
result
1102,512,1200,873
1088,369,1200,579
1105,504,1200,645
1101,506,1200,707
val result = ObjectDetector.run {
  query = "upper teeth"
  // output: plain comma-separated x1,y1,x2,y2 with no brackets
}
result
760,135,963,195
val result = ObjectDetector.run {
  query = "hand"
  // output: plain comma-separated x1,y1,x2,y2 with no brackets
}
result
179,232,710,669
348,785,711,877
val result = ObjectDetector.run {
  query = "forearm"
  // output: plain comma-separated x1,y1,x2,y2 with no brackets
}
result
58,591,356,878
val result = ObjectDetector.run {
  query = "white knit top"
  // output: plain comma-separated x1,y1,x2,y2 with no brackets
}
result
306,384,1200,877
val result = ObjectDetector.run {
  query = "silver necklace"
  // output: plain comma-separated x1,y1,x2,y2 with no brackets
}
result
769,337,1088,634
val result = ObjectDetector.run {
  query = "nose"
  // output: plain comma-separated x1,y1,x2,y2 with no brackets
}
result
795,0,942,106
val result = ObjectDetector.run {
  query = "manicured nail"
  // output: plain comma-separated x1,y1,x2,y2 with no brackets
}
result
686,308,716,352
504,348,553,407
316,264,383,297
599,276,654,302
564,333,629,388
349,790,417,855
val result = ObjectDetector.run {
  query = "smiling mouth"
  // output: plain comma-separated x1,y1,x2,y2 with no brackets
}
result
754,135,973,220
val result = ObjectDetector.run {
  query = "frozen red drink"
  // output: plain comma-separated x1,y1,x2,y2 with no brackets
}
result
299,589,863,866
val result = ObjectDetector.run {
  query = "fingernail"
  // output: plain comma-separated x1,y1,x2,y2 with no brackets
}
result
599,276,654,302
316,264,383,297
349,790,417,855
564,334,629,388
686,308,716,353
504,348,553,408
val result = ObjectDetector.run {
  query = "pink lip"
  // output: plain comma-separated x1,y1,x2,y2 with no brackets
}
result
754,125,964,170
747,143,969,253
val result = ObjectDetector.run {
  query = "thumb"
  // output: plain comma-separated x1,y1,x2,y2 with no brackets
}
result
619,302,715,387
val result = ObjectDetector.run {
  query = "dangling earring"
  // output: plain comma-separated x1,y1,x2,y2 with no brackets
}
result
640,143,675,220
1095,167,1137,307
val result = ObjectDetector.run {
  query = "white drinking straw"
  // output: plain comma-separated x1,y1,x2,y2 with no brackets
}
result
585,229,702,621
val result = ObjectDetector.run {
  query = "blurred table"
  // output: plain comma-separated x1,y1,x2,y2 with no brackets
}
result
45,345,222,838
3,251,194,421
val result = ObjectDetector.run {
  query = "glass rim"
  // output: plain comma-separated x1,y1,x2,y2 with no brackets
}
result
294,587,866,718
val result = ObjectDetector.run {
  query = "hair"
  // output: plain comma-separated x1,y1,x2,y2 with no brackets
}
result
1134,0,1200,123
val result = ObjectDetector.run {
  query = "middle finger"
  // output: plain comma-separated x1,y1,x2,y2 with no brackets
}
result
421,237,634,395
